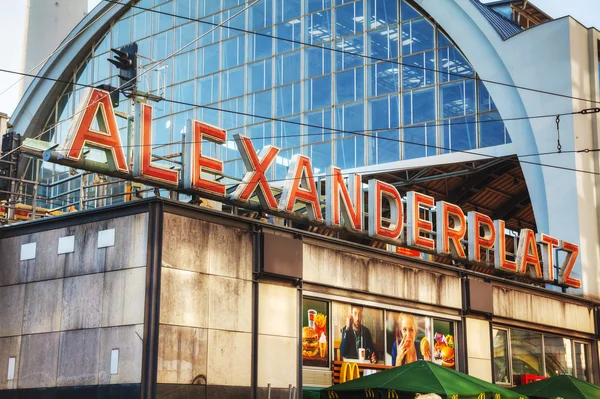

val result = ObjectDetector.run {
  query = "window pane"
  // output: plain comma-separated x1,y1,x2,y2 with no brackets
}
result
439,80,475,119
277,0,301,23
248,27,273,62
403,87,435,125
410,18,434,54
248,59,273,93
401,0,420,21
249,0,273,30
439,46,474,82
275,83,301,117
442,116,476,152
335,1,364,38
510,329,543,377
221,66,244,99
574,342,589,381
336,35,364,71
493,329,510,384
173,51,195,83
336,67,364,104
403,125,426,160
307,0,332,13
305,75,332,110
478,80,497,112
305,44,332,77
370,129,400,164
197,74,220,105
368,26,399,61
402,51,435,90
479,112,505,148
305,10,332,44
222,36,245,69
432,320,456,369
276,51,301,85
247,90,272,122
544,336,571,377
368,95,398,130
198,43,220,75
367,0,397,29
368,62,398,97
306,109,333,174
276,21,302,54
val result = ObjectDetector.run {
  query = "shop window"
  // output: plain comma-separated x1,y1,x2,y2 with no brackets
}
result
492,327,590,385
511,329,543,376
332,303,384,364
492,328,510,384
544,336,571,377
303,298,330,368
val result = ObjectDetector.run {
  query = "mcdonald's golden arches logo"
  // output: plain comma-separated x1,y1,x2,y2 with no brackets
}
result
450,395,459,399
494,394,501,399
478,393,485,399
340,362,361,383
387,389,399,398
365,388,375,398
328,391,339,399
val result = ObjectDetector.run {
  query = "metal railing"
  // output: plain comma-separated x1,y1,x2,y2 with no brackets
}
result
0,171,153,224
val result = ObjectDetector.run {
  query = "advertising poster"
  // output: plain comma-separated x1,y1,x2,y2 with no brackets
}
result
432,320,456,369
332,303,384,364
385,311,431,366
302,298,329,367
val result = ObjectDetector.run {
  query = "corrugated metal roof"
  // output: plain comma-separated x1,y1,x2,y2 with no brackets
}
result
470,0,523,40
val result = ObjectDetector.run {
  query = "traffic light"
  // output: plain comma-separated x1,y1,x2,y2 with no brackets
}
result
108,43,138,92
0,132,20,201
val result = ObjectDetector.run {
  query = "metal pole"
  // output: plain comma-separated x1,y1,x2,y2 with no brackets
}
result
267,383,271,399
31,183,38,219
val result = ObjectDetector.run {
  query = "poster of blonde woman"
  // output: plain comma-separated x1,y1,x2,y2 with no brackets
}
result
386,312,431,366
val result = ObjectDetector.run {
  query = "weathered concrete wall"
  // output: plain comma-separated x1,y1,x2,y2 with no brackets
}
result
493,285,595,334
159,214,282,393
303,242,463,309
0,214,148,390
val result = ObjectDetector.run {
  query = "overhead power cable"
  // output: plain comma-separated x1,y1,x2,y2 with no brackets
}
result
0,0,259,163
103,0,600,105
2,66,600,178
2,67,600,177
0,1,121,99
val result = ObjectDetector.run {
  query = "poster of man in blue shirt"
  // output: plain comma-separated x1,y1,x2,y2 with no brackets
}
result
340,305,377,363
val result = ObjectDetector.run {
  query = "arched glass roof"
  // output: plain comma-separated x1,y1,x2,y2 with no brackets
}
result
34,0,511,207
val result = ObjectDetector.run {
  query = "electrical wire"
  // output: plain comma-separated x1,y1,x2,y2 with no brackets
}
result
0,0,121,98
2,66,600,179
0,67,594,158
0,0,259,163
104,0,600,105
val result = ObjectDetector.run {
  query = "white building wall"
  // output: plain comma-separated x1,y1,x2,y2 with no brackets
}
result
20,0,88,97
419,0,600,299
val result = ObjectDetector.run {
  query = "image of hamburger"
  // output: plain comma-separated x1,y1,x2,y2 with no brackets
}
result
441,346,455,368
420,336,432,361
302,326,319,357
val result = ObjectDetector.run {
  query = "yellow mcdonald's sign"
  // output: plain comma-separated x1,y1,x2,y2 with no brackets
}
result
450,395,459,399
340,362,361,383
328,391,339,399
387,389,399,398
365,388,375,398
478,393,485,399
495,394,501,399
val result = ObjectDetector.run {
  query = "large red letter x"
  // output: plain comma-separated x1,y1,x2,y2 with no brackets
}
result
230,134,279,211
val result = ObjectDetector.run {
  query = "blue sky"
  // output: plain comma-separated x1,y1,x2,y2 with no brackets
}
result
0,0,598,116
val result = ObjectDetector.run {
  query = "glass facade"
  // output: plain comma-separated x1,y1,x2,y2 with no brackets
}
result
492,327,590,385
37,0,511,206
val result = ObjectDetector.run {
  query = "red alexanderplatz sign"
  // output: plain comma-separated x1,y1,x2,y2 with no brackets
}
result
29,88,581,289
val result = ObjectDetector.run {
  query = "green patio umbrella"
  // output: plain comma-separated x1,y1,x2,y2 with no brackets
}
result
320,361,526,399
511,375,600,399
